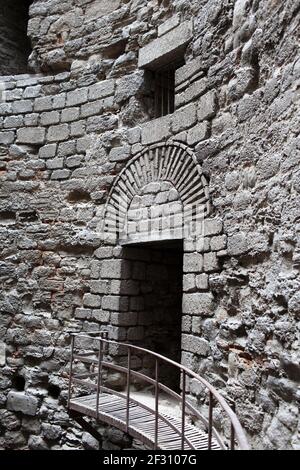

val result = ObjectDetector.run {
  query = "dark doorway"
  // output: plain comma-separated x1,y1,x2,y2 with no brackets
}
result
121,240,184,391
0,0,33,75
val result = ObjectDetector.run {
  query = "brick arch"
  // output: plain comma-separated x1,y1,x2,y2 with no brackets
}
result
101,142,210,242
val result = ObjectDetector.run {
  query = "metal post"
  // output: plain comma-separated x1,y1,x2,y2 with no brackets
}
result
231,402,236,450
154,359,159,449
181,371,186,450
208,391,213,450
96,336,103,420
68,334,75,409
126,346,131,433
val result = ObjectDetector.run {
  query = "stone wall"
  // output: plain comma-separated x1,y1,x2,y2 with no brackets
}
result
0,0,299,450
0,1,32,75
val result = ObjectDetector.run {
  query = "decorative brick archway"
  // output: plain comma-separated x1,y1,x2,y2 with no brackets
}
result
101,142,211,244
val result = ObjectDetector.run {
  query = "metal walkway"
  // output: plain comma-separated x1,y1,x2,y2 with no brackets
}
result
69,393,221,450
66,332,250,450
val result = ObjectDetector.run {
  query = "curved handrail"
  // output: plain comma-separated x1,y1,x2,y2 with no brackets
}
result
67,332,250,450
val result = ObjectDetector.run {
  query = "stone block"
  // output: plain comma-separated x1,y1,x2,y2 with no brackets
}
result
87,115,118,133
0,131,15,144
182,293,213,315
39,144,56,159
176,78,208,108
210,235,227,251
183,253,203,273
175,57,204,86
109,145,131,162
227,233,248,256
196,273,208,290
182,315,192,332
182,334,210,356
0,341,5,366
204,218,223,236
89,80,115,100
94,247,113,259
172,103,197,133
7,392,38,416
111,312,138,326
47,124,69,142
90,280,109,294
61,107,80,122
51,169,70,180
115,71,145,103
23,85,42,99
187,121,210,146
81,100,103,118
102,295,128,312
12,100,33,114
40,111,60,126
203,252,219,272
66,88,88,107
91,310,110,323
158,14,180,37
198,90,218,122
46,158,64,170
34,97,52,112
83,293,101,308
110,280,140,296
17,127,45,145
141,115,171,145
138,21,193,70
100,259,130,279
4,116,23,128
183,274,196,292
52,93,66,109
75,308,91,320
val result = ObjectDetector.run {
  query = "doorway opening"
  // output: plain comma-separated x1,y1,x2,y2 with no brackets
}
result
121,239,184,392
0,0,33,75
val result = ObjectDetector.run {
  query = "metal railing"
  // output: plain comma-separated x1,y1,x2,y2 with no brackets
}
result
67,331,250,450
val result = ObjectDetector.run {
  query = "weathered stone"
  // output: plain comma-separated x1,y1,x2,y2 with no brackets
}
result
141,116,171,145
187,121,210,146
7,392,38,416
198,90,218,122
183,253,203,273
17,127,45,144
182,334,210,356
182,293,213,315
83,293,101,308
139,21,193,70
172,103,197,133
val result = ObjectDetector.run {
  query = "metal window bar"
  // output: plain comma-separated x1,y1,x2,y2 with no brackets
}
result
126,346,131,433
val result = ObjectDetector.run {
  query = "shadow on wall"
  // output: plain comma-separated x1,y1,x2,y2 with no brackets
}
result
0,0,33,76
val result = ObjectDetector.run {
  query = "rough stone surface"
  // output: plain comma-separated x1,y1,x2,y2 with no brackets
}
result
0,0,299,452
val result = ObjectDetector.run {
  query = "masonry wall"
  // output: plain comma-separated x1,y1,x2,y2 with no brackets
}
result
0,0,299,450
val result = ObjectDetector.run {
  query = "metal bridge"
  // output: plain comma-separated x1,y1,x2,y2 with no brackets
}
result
66,332,250,450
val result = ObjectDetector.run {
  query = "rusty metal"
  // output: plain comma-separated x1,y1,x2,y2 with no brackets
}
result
66,333,250,450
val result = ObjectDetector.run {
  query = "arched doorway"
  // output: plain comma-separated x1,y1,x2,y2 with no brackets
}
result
99,142,211,390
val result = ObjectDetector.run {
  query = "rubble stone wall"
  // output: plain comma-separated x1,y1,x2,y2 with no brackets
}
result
0,0,299,450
